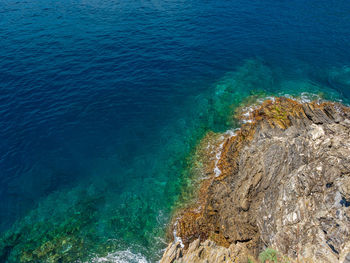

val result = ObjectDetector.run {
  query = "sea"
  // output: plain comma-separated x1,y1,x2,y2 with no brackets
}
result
1,0,350,262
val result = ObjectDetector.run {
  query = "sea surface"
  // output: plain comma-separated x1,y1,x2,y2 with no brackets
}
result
1,0,350,262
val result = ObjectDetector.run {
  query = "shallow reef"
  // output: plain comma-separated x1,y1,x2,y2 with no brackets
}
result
1,60,350,263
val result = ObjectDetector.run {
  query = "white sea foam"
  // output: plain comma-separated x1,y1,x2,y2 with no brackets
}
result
87,250,149,263
213,129,237,177
173,220,184,248
240,101,260,123
283,92,324,104
242,119,252,124
213,141,224,177
224,129,238,137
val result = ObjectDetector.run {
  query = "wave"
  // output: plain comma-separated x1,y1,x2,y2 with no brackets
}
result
86,250,148,263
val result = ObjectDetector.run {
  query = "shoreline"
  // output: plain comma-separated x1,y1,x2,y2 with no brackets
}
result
162,96,350,263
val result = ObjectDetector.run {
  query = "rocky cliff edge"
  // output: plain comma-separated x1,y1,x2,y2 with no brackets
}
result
161,97,350,263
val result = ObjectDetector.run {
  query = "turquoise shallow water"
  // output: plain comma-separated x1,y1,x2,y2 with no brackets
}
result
1,0,350,262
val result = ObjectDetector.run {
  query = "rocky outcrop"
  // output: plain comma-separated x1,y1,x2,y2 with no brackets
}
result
161,97,350,263
160,238,250,263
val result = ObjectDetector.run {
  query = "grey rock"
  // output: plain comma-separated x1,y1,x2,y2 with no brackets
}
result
161,98,350,263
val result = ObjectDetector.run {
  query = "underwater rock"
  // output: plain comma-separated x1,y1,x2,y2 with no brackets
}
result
161,97,350,263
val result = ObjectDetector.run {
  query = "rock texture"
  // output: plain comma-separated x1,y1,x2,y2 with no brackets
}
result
161,239,250,263
161,97,350,263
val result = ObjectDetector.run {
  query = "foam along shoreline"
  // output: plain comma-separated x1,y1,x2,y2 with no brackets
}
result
85,250,149,263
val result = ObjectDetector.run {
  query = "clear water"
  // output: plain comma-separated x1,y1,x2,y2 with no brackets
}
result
1,0,350,262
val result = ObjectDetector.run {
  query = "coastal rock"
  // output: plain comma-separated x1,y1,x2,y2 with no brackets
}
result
161,97,350,263
160,238,250,263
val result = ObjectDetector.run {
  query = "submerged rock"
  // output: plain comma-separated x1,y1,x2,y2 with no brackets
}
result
161,97,350,263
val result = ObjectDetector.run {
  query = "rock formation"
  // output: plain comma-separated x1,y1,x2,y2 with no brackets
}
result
161,97,350,263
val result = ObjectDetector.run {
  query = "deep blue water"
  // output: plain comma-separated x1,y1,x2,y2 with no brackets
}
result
1,0,350,262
